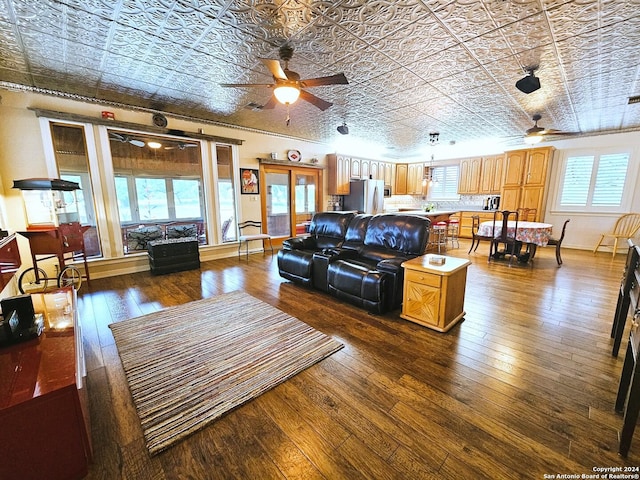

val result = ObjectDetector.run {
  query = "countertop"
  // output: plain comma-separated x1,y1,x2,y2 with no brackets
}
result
394,209,460,216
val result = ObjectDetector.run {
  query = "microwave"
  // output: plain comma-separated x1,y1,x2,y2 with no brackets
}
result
383,185,392,197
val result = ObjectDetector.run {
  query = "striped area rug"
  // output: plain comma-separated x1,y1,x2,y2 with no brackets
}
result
109,290,343,455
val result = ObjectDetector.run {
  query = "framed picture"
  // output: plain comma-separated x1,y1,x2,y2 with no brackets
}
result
240,168,259,194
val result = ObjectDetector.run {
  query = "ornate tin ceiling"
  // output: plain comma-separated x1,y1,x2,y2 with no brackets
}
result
1,0,639,156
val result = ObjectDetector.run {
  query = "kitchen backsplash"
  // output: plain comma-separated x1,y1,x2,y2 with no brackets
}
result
384,194,488,211
326,194,490,212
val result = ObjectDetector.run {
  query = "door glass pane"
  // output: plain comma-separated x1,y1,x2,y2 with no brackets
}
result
50,123,102,257
266,172,290,236
294,173,316,236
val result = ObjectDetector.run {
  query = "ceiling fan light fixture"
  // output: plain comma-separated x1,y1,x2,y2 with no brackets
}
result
147,141,162,149
273,84,300,105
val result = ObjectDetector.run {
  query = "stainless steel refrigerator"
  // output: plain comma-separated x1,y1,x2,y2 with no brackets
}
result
343,179,384,214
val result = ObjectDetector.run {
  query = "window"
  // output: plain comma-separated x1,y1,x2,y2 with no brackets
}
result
50,123,102,258
558,151,630,210
109,130,209,253
216,145,237,242
116,176,202,223
429,165,460,200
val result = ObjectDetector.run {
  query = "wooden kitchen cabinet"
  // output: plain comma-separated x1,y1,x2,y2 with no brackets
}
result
458,157,482,194
401,255,471,332
395,163,408,194
384,162,393,186
479,155,504,194
351,157,361,179
369,160,378,180
458,211,494,238
500,147,554,220
327,154,351,195
407,163,425,195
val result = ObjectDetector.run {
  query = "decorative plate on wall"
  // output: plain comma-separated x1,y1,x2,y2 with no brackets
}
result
287,150,301,162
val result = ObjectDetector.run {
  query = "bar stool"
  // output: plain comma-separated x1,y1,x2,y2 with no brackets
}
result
430,222,448,254
447,217,460,249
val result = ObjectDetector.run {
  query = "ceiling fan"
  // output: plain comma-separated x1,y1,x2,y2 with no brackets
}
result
523,114,577,144
164,141,198,150
109,132,145,147
220,45,348,111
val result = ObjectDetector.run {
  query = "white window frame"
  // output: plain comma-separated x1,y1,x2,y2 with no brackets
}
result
553,147,637,213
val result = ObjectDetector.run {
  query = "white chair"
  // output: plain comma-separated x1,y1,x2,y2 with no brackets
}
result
238,221,273,260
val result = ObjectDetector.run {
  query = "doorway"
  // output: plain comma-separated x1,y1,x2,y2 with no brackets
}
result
260,164,323,247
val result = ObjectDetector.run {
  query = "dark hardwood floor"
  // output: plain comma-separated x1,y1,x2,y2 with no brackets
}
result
79,240,640,479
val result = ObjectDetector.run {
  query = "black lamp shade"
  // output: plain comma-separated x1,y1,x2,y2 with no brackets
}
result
337,124,349,135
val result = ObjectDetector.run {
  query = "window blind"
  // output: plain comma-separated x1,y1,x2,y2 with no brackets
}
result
430,165,460,199
559,152,629,208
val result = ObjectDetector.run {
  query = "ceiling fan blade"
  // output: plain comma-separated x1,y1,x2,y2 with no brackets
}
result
220,83,274,88
299,90,333,111
260,58,287,80
129,139,146,147
301,73,349,87
262,95,279,110
544,131,579,136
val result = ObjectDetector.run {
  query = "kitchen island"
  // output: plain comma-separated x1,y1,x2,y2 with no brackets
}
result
396,209,460,223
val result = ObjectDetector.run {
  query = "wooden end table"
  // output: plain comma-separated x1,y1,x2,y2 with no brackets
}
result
401,254,471,332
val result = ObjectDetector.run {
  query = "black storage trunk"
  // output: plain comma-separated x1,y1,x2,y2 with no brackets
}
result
148,238,200,275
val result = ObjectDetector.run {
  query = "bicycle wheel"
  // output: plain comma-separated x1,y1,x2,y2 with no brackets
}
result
18,267,50,294
58,266,83,290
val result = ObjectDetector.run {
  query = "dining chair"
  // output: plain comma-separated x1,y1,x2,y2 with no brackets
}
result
517,208,537,222
488,210,520,265
468,215,494,253
237,220,273,260
544,219,570,265
593,213,640,258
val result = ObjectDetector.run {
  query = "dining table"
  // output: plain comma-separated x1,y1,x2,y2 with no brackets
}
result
478,220,554,261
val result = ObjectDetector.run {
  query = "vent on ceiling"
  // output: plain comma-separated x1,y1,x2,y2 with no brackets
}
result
628,96,640,105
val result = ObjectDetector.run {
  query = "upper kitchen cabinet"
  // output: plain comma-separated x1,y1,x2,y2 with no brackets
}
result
384,162,393,186
500,147,554,219
351,157,361,179
395,164,408,195
328,154,351,195
458,157,482,194
407,163,425,195
479,155,504,194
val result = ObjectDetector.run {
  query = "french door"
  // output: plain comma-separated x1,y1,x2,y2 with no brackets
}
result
260,164,323,247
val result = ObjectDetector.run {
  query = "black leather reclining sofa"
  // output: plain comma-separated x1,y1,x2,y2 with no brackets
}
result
277,211,431,313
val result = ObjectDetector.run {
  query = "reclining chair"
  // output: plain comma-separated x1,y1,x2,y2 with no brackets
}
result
277,212,355,287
